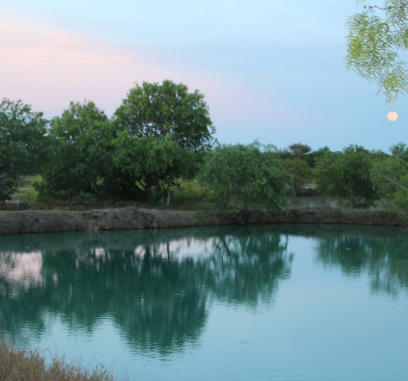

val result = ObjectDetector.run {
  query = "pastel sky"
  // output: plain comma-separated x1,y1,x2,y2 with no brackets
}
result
1,0,407,151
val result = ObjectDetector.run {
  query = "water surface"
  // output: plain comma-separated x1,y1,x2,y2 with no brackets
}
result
0,225,407,380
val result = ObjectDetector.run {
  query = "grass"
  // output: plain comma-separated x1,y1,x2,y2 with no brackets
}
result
0,343,114,381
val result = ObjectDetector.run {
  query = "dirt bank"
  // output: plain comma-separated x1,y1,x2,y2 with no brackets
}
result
0,206,404,235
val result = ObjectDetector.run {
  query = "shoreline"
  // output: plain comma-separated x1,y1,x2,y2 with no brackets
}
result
0,206,404,235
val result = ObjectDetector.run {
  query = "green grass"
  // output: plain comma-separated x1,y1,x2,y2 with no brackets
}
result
0,342,114,381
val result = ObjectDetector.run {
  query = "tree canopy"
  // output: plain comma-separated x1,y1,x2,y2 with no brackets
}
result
114,80,214,151
314,145,377,208
0,99,47,201
199,143,292,211
35,81,215,203
346,0,408,101
38,101,115,201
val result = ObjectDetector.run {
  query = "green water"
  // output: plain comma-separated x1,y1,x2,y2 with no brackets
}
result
0,225,408,380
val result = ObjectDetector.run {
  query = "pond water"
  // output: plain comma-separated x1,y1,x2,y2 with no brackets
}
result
0,225,408,381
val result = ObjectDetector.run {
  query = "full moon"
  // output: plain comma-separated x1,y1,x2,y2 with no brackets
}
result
387,111,398,122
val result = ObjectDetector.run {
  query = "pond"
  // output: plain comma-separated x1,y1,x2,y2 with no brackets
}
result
0,225,408,381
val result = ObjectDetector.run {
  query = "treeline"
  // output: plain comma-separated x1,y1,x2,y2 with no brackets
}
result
1,80,408,216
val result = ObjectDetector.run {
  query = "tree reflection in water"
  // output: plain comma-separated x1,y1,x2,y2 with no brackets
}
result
314,229,408,296
270,224,408,296
0,227,293,355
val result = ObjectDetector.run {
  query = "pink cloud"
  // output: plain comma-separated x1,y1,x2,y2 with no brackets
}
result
0,16,296,132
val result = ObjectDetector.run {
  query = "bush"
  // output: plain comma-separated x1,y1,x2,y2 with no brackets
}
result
314,145,377,208
72,192,96,206
0,342,113,381
20,188,39,204
281,159,312,192
170,179,213,204
371,143,408,217
199,143,292,211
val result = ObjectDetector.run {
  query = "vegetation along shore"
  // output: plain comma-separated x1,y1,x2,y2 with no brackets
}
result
2,80,408,235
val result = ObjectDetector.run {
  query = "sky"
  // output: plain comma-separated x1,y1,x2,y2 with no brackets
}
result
1,0,407,151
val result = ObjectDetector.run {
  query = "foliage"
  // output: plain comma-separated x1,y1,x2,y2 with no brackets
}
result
114,80,214,152
21,188,39,205
199,143,292,210
170,179,213,205
287,143,312,159
0,342,113,381
314,144,377,208
278,143,322,167
110,80,215,202
346,1,408,101
307,146,331,168
38,101,115,201
282,159,312,192
0,99,47,201
72,191,97,206
112,133,192,201
371,142,408,216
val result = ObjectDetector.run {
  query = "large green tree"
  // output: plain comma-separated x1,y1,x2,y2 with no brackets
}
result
0,99,47,201
199,143,292,210
38,101,115,201
114,80,214,151
346,0,408,101
113,80,215,202
314,145,377,207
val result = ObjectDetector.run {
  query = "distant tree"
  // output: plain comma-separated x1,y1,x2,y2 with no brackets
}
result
371,143,408,216
346,1,408,101
307,146,331,168
199,143,292,210
282,159,312,193
288,143,312,160
314,145,377,208
38,101,115,201
279,143,315,167
0,99,47,201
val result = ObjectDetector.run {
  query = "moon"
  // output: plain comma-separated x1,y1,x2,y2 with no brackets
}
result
387,111,398,122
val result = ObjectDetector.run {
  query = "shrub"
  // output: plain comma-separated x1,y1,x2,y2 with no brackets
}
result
0,342,113,381
170,179,213,204
199,143,292,211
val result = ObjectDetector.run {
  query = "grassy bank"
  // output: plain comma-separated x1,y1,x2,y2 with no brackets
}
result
0,343,113,381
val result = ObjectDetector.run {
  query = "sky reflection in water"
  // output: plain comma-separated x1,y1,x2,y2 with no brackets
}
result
0,225,407,381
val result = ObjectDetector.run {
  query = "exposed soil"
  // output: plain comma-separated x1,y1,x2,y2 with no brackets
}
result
0,206,404,235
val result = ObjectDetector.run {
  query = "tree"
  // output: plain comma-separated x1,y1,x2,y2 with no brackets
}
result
114,80,214,151
112,133,192,202
314,144,377,207
305,146,331,168
346,0,408,101
0,99,47,201
113,80,215,202
288,143,312,160
199,143,292,210
282,159,312,193
279,143,316,167
371,143,408,216
38,101,115,201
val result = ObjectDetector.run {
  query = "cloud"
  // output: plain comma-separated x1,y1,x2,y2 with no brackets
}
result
0,16,297,139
